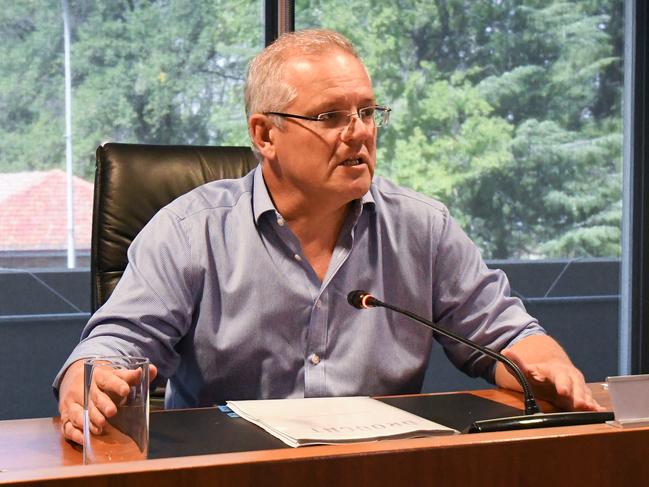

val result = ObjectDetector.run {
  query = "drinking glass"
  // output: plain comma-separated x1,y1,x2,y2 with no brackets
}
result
83,356,150,464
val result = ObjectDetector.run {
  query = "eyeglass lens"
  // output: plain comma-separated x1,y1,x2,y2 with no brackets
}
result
321,107,388,128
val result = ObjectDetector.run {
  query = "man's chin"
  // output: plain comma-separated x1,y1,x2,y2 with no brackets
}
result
346,178,372,200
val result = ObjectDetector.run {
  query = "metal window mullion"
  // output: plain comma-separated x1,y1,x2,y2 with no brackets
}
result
265,0,295,46
621,0,649,375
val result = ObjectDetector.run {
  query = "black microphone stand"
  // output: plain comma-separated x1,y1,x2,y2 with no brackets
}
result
347,290,613,433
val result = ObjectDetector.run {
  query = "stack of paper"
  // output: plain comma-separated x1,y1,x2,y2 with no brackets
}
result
226,396,458,447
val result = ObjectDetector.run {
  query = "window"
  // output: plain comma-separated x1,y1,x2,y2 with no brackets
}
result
0,1,262,273
0,0,642,419
297,0,623,260
0,0,263,419
296,0,625,389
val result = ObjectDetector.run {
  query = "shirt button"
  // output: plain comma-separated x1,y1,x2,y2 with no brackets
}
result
315,300,322,309
277,216,285,226
310,353,321,365
294,253,302,262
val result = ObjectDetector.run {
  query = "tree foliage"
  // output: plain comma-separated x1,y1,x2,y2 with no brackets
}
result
0,0,261,178
0,0,624,259
299,0,623,258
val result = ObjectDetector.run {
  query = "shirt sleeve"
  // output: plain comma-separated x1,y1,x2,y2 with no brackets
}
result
432,211,546,383
52,207,197,393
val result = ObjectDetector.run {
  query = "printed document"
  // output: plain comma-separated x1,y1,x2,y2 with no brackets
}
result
226,396,458,447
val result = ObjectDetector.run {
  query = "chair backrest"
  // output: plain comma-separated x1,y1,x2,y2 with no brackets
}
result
91,143,258,311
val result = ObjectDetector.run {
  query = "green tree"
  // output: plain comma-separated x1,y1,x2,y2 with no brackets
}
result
0,0,261,178
298,0,623,259
0,0,624,259
0,2,65,172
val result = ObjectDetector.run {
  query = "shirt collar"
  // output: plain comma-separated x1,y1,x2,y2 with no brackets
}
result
252,165,277,224
252,164,377,225
360,184,375,209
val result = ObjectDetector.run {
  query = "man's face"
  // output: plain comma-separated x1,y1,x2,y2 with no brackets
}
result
265,49,377,208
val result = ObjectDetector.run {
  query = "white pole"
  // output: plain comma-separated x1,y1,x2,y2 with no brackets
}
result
62,0,75,268
619,0,635,375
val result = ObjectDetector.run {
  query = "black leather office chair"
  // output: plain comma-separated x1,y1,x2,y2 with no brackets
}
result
91,143,258,312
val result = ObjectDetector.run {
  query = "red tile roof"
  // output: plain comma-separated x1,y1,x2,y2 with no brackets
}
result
0,170,93,251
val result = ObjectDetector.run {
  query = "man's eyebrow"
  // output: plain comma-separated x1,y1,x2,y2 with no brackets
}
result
310,98,378,112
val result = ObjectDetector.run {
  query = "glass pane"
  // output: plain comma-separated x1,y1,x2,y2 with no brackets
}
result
0,0,261,274
0,0,263,420
297,0,624,387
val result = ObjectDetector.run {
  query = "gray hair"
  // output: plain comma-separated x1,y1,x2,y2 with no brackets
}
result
244,29,363,158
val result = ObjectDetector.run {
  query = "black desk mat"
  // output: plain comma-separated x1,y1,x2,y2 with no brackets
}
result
378,393,522,431
149,393,523,459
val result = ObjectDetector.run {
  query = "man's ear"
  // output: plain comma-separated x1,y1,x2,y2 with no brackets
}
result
249,114,277,160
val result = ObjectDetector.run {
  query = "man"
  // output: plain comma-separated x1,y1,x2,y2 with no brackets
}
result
56,29,601,445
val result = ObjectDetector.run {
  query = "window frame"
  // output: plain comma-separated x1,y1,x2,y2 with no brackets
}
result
621,0,649,374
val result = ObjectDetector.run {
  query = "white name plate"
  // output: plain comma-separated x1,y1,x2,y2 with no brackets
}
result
606,374,649,428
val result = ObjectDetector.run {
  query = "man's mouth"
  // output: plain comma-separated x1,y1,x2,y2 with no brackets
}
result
341,158,363,167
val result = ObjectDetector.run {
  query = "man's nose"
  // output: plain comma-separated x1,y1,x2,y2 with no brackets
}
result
340,115,373,143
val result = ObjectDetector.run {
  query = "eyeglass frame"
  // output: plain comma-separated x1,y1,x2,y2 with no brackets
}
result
263,105,391,129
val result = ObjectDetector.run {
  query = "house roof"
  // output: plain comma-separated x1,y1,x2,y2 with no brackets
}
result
0,169,93,251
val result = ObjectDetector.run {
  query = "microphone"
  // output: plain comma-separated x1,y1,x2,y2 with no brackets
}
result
347,290,613,432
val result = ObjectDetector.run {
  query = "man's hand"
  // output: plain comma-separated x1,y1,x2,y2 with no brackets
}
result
58,359,158,445
495,335,605,412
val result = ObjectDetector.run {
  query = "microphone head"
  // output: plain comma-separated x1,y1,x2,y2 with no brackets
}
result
347,290,374,309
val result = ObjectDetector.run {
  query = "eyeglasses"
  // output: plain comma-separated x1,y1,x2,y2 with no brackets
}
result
264,105,391,130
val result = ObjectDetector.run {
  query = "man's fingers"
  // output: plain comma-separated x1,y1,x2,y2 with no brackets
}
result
540,364,602,411
97,365,154,393
94,368,132,396
62,417,84,445
512,359,605,411
549,366,575,395
115,364,157,386
149,364,158,383
60,402,82,437
62,403,108,444
82,364,153,422
69,393,108,431
571,392,597,411
61,401,99,444
115,367,145,385
66,403,87,433
500,338,607,413
557,376,604,411
92,384,123,418
58,358,155,446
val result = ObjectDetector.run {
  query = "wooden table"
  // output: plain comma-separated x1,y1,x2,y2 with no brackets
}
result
0,385,647,487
